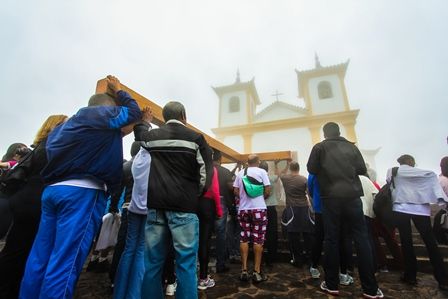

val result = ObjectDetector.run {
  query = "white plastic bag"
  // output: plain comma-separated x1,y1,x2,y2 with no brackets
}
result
95,212,121,251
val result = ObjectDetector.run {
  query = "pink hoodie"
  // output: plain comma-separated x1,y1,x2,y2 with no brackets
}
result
203,167,222,217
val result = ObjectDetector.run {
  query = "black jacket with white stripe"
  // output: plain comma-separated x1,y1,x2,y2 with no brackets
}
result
134,119,213,213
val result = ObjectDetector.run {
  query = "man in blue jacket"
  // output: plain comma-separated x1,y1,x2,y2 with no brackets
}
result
20,75,142,299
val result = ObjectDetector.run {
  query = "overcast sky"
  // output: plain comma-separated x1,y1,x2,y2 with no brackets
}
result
1,0,447,181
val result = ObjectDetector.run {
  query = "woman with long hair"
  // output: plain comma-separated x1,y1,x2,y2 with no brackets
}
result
0,114,67,299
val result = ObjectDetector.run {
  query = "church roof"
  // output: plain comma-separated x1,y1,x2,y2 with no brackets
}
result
212,77,261,105
254,100,308,121
295,59,350,78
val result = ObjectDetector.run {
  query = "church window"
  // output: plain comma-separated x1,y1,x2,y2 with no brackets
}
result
229,96,240,112
318,81,333,99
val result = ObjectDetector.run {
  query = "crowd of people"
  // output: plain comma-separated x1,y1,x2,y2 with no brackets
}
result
0,75,447,299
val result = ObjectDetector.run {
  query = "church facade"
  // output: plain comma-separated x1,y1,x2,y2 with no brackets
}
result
211,57,379,172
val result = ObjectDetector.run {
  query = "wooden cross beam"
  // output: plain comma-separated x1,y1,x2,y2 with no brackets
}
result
96,78,293,163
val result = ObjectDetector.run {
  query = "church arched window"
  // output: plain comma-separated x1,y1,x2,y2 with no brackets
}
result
229,96,240,112
318,81,333,99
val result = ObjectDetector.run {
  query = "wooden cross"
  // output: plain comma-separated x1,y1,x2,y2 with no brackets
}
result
96,78,292,163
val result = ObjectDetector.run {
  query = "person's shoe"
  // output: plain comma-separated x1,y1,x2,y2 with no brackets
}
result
252,271,267,283
339,273,354,286
216,265,230,273
166,281,177,295
240,270,249,282
363,288,384,298
198,276,215,290
310,267,321,279
320,281,339,296
400,274,417,286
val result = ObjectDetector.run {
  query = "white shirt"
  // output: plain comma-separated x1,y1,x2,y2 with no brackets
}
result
359,175,378,218
387,165,447,216
128,148,151,215
233,167,270,211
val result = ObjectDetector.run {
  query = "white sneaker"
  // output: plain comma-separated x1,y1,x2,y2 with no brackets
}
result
198,276,215,290
363,288,384,298
310,267,321,279
339,273,354,285
166,281,177,296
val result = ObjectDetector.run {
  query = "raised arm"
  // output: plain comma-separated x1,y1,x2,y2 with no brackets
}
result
106,76,142,129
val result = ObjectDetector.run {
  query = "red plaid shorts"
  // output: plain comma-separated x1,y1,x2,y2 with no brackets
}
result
238,209,268,245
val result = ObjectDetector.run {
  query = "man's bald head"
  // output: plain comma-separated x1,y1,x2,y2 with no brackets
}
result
247,154,260,166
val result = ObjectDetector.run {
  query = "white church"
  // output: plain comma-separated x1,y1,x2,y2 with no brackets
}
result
211,56,379,174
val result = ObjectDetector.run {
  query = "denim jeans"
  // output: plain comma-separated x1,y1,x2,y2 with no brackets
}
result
141,209,199,299
321,197,378,295
20,185,106,299
214,196,228,269
113,211,146,299
109,208,128,284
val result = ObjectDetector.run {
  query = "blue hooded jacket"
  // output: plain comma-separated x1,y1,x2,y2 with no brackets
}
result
307,173,322,214
41,90,141,194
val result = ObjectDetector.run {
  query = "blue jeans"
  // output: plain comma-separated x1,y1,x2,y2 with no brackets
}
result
20,185,106,299
141,209,199,299
214,196,228,269
113,211,146,299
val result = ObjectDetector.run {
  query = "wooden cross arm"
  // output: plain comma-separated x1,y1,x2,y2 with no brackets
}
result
221,151,293,164
96,78,240,161
96,78,293,164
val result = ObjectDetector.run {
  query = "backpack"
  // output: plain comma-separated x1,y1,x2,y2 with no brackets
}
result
241,168,264,198
433,208,448,245
373,167,398,228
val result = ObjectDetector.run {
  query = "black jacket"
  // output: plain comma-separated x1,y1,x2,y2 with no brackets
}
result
134,120,213,213
307,136,366,199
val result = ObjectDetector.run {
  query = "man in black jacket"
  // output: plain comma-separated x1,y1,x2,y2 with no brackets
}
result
307,122,383,299
134,101,213,299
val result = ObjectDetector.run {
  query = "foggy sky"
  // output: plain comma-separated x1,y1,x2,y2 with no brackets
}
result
1,0,447,181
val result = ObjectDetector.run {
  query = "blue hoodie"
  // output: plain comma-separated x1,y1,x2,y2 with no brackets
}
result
307,173,322,214
41,90,141,193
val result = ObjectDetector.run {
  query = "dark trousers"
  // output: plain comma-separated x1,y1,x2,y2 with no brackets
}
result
198,198,216,279
365,217,377,272
394,211,447,284
226,214,240,258
372,218,403,270
322,197,378,294
109,208,128,284
0,194,12,239
0,189,41,299
339,220,354,274
265,205,278,263
288,232,314,265
214,196,228,269
311,213,324,268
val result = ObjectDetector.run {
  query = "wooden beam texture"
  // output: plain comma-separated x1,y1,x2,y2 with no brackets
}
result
96,78,293,163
